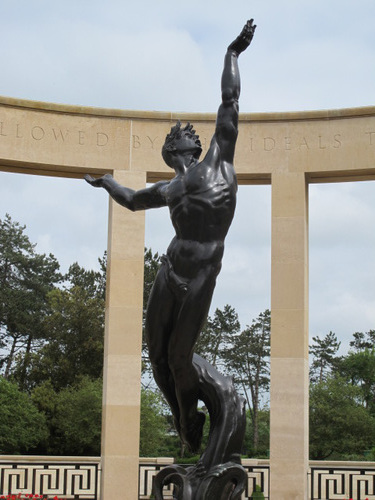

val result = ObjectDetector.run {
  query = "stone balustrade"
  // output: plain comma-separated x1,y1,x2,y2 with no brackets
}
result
1,456,375,499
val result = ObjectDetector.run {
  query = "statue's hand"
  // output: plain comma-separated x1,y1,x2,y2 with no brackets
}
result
228,19,256,55
84,173,112,187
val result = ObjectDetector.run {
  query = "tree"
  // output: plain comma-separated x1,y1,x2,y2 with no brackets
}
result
0,214,61,384
309,331,341,383
349,330,375,351
24,261,105,390
309,375,375,460
66,255,106,301
0,376,48,453
224,309,270,454
195,304,240,369
139,388,169,457
243,408,269,458
51,377,102,456
339,348,375,412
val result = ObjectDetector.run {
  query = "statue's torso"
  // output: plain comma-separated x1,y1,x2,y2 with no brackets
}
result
165,142,237,278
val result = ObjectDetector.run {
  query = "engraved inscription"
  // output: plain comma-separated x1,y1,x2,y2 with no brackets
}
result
131,132,346,152
146,136,158,149
132,135,141,149
132,134,209,152
31,126,45,141
365,131,375,145
52,128,68,141
97,132,108,146
0,120,110,147
249,133,343,152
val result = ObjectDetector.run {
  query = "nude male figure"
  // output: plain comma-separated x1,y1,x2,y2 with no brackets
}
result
85,19,256,452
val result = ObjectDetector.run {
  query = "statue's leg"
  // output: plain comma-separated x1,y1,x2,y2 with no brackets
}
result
167,267,218,451
145,267,181,424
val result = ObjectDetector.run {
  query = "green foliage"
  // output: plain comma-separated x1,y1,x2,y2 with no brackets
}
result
223,309,270,454
310,331,341,384
243,409,269,458
0,214,61,383
349,330,375,351
309,375,375,460
195,305,240,369
251,484,265,499
140,388,169,457
51,377,102,456
30,378,103,456
25,262,105,391
0,376,48,453
339,348,375,413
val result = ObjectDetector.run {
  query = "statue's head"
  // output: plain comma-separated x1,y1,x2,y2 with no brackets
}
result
162,121,202,168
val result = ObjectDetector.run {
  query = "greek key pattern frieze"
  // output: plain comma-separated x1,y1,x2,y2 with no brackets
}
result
0,462,100,499
310,466,375,500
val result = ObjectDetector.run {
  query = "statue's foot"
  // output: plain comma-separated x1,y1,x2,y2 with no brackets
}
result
181,410,206,453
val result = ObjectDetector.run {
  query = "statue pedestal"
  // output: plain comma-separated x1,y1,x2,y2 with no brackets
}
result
154,462,247,500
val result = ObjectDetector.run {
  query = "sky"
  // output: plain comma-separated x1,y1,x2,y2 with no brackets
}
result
0,0,374,354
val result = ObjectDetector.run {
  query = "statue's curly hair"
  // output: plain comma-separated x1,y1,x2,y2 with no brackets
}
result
162,121,202,162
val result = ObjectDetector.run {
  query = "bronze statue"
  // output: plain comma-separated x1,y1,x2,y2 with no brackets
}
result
86,19,256,500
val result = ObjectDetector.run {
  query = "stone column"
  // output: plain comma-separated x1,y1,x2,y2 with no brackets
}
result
269,171,309,500
100,170,146,499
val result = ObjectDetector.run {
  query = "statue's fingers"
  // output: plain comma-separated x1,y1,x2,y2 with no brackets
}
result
246,19,256,33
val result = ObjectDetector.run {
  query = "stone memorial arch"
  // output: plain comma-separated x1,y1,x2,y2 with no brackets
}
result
1,96,375,499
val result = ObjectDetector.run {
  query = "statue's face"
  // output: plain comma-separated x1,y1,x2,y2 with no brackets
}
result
163,135,201,169
173,134,200,153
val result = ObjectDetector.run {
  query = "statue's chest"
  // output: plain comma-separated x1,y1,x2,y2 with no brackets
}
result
169,167,225,205
167,169,234,227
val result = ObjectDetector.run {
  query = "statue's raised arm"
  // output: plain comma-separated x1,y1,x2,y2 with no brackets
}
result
215,19,256,164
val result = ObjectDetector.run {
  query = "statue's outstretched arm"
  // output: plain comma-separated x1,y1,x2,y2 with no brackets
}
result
84,174,168,211
215,19,256,163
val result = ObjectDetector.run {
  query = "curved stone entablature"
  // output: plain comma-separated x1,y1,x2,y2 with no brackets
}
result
1,95,375,183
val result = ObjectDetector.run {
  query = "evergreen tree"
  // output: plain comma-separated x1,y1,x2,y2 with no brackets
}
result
195,304,240,369
0,214,61,385
309,331,341,383
223,309,270,453
340,348,375,413
24,261,105,390
349,330,375,351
